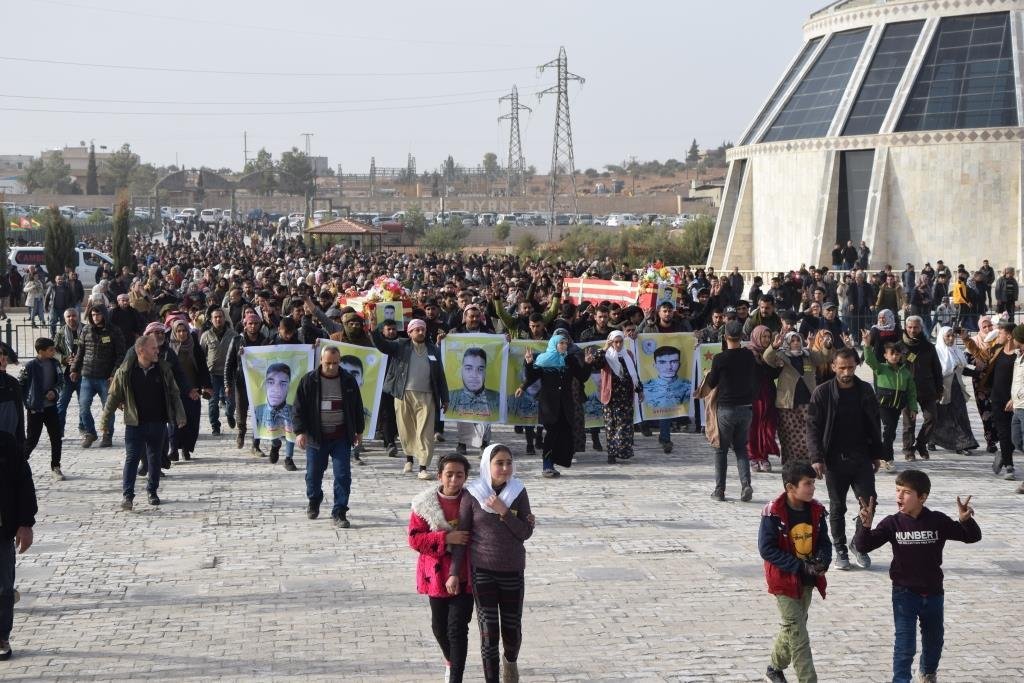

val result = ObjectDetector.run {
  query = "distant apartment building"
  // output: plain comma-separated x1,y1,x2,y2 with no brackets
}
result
40,145,137,188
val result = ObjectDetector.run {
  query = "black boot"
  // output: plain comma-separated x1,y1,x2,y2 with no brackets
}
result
169,449,180,462
268,441,280,464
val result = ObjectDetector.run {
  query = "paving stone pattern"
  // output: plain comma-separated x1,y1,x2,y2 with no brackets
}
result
5,372,1024,682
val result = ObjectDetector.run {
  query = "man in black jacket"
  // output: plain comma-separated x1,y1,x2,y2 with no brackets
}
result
899,316,944,461
70,305,126,448
293,345,365,528
373,318,449,480
224,313,270,455
0,430,36,661
807,347,881,571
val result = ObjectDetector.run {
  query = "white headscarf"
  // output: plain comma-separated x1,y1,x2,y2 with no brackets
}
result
465,444,525,515
936,326,967,377
605,330,639,385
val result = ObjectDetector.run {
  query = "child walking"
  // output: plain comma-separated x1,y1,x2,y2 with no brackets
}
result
862,338,917,472
758,459,832,683
450,444,534,683
407,453,474,683
853,470,981,683
19,338,64,480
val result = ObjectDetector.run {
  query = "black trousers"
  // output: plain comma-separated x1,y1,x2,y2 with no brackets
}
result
879,406,901,462
902,397,937,454
27,406,62,467
825,456,877,550
379,393,397,446
472,567,525,683
429,592,474,683
994,408,1015,468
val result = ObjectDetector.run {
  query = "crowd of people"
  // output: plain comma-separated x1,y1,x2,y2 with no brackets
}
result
0,219,1011,681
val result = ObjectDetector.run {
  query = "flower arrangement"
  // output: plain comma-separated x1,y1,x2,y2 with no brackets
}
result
364,275,410,302
638,260,683,292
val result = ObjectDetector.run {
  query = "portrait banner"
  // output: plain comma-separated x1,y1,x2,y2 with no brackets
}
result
577,340,607,429
317,339,387,439
694,342,724,420
241,344,315,444
374,302,405,331
636,332,695,420
441,333,507,424
505,339,549,426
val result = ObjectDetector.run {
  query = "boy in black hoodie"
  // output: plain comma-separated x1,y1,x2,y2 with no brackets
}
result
853,470,981,683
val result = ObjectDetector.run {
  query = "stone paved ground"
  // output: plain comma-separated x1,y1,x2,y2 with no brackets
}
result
4,368,1024,682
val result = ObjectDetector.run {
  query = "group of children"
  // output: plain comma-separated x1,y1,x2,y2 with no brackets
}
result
760,460,980,683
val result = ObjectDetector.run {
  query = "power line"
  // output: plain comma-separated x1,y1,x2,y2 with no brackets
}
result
33,0,543,49
0,91,545,116
0,55,535,78
0,87,519,106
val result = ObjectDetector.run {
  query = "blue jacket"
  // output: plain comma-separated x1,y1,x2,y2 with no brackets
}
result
19,357,65,413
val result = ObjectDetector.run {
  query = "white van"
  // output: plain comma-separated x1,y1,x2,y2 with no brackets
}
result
9,247,113,289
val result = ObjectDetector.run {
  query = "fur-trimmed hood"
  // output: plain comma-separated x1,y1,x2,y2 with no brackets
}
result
411,485,455,531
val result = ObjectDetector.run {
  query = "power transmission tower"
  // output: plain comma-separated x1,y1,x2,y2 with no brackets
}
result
499,86,531,206
538,46,584,241
300,132,314,156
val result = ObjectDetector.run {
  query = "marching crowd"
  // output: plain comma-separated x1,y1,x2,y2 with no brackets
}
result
0,219,1011,682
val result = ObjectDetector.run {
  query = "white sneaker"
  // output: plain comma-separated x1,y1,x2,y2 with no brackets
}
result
882,460,896,473
402,462,413,474
417,470,432,480
1005,467,1016,481
444,663,451,683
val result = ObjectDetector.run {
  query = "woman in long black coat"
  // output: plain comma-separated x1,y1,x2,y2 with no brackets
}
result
517,333,596,478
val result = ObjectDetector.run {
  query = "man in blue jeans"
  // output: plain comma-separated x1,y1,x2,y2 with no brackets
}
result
100,335,186,510
701,321,755,501
293,345,365,528
70,305,126,449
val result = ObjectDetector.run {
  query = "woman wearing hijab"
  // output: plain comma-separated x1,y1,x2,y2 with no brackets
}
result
764,331,827,463
517,333,596,477
808,329,836,384
929,326,980,454
168,319,211,461
449,444,534,683
747,325,781,472
865,308,901,363
551,327,588,454
963,316,999,452
595,330,643,464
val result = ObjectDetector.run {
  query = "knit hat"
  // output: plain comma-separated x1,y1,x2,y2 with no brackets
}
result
1012,325,1024,343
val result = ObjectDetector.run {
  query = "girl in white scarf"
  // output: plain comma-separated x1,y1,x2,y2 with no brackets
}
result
465,443,525,514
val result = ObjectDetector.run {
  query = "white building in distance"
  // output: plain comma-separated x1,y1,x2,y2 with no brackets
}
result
708,0,1024,273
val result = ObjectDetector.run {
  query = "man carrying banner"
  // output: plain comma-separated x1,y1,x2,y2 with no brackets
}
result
639,301,691,453
224,312,270,457
373,318,449,480
293,345,365,528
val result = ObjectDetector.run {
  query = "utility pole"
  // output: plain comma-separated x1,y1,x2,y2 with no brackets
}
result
499,85,531,212
538,47,583,242
243,131,249,170
300,132,314,157
300,133,315,225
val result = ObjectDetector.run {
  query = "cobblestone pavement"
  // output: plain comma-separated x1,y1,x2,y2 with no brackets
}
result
4,375,1024,682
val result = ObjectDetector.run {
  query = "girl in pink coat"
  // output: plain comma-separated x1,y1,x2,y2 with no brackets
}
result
408,453,474,683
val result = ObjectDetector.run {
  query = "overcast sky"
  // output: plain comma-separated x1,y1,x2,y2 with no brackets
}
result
1,0,825,174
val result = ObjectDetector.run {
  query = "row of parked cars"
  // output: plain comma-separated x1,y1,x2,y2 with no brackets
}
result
1,203,155,222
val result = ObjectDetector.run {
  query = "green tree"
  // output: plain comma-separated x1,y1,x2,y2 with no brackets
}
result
278,147,313,195
676,215,715,265
86,144,99,195
421,223,469,252
129,163,158,195
100,143,140,193
243,148,274,174
482,152,499,180
43,207,76,278
494,221,511,242
23,153,78,193
0,206,7,271
111,197,132,273
515,232,537,256
402,206,428,245
686,139,701,165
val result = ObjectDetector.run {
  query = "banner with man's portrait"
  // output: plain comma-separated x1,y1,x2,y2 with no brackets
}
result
317,339,387,439
441,333,507,424
694,342,724,420
505,339,549,426
241,344,315,444
577,340,607,429
636,332,695,420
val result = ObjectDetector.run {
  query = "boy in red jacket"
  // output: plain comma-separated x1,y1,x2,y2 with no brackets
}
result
758,459,833,683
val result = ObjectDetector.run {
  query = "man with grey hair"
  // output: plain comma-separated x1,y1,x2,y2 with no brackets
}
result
899,315,943,461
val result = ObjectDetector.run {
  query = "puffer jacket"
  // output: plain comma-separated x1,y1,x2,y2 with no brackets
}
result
200,323,238,375
19,357,65,412
0,436,36,540
758,492,830,600
72,312,127,379
407,486,473,598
